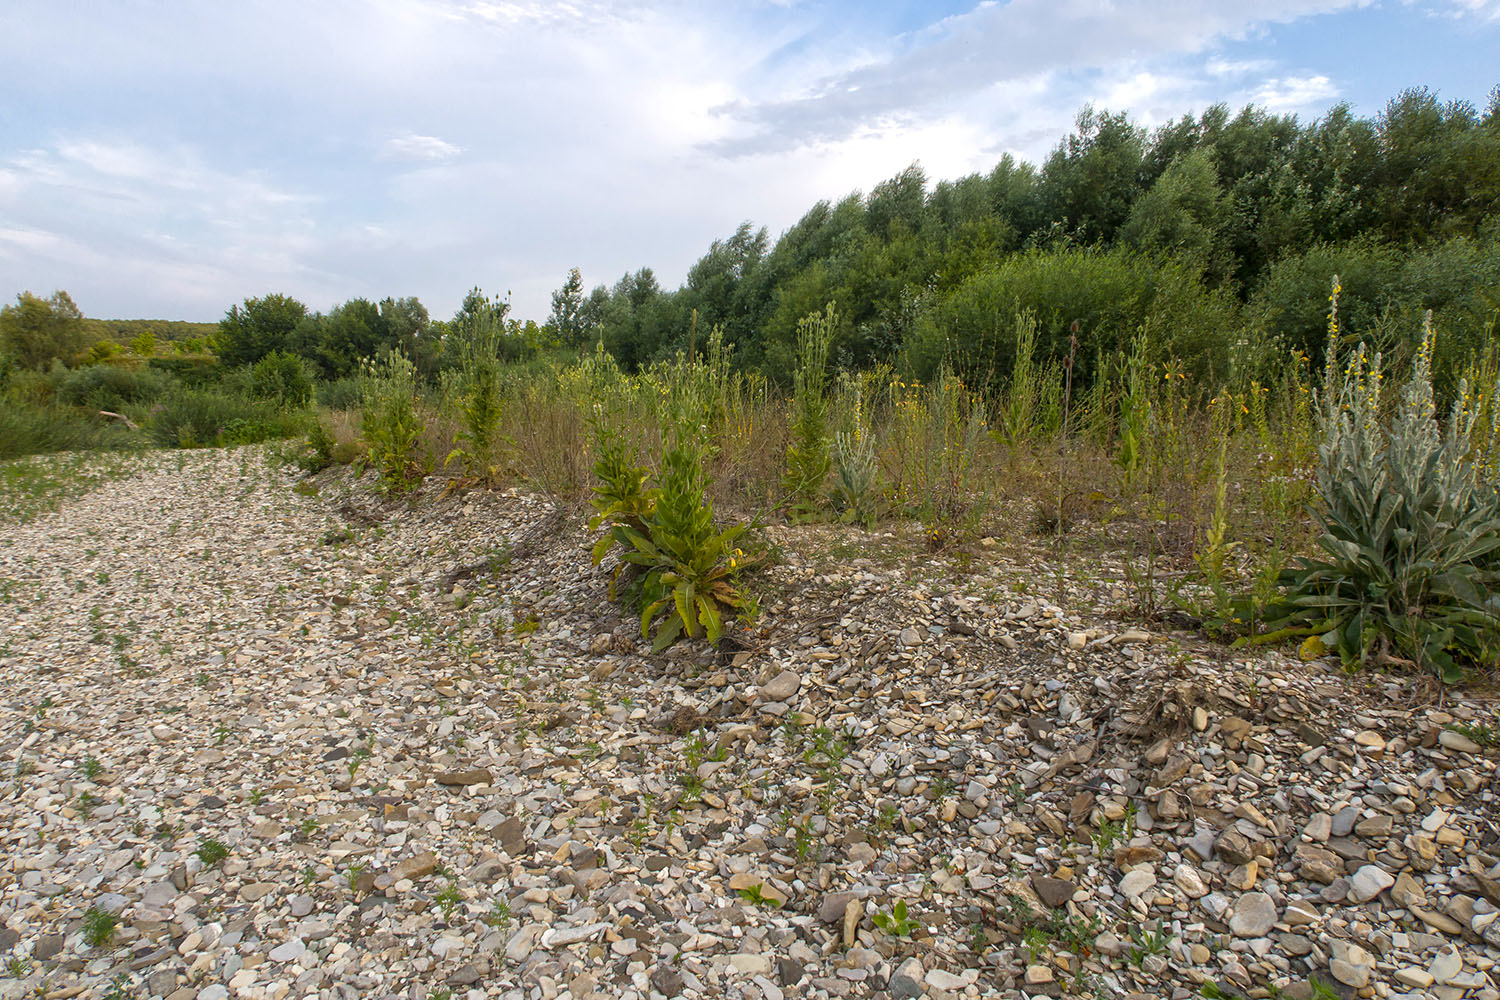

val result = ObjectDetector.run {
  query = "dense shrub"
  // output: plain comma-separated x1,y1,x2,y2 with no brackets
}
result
58,364,171,411
1250,234,1500,391
147,355,220,387
250,350,315,407
901,248,1241,395
147,389,306,449
317,376,366,410
0,406,138,460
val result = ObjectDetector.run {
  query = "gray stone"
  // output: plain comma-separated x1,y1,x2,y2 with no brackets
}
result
758,670,802,702
1229,892,1277,938
1348,864,1395,904
889,974,924,999
1031,874,1075,909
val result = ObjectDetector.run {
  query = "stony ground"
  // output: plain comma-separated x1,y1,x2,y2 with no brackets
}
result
1,447,1498,1000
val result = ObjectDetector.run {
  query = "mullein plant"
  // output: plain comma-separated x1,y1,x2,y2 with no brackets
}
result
784,304,836,518
589,362,760,652
831,376,880,528
1256,278,1500,680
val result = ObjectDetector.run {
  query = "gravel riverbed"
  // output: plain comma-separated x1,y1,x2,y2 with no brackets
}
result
1,448,1497,1000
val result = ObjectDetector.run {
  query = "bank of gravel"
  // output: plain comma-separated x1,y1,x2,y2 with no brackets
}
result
1,447,1497,1000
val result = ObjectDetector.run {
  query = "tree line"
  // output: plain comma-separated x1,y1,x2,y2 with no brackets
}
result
546,86,1500,393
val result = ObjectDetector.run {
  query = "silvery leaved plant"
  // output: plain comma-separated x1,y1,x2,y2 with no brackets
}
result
1268,282,1500,681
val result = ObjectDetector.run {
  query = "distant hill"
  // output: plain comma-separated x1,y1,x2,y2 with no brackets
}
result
83,318,218,343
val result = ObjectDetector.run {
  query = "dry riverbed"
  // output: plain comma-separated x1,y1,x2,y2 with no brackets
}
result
1,447,1497,1000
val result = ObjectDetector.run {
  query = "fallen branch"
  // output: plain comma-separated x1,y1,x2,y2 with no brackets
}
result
99,410,139,430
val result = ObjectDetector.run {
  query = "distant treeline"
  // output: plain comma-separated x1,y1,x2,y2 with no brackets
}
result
541,86,1500,393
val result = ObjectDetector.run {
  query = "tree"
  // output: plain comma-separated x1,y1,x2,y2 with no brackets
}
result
317,298,386,378
1121,148,1230,282
1039,106,1147,245
214,293,308,368
548,267,587,348
866,163,927,238
0,290,86,369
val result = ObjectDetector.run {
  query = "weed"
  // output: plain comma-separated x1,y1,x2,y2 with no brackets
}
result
1091,818,1124,855
1129,923,1168,966
81,906,119,948
344,861,368,895
483,899,512,930
873,898,920,937
78,756,103,781
435,881,462,921
1449,722,1497,747
785,303,836,516
195,838,229,867
736,883,784,909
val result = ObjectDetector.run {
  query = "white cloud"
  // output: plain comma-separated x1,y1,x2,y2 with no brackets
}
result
1444,0,1500,19
0,139,340,318
706,0,1369,155
1253,74,1339,110
382,132,464,162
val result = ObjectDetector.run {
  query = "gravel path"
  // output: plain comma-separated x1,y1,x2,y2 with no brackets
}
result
1,448,1497,1000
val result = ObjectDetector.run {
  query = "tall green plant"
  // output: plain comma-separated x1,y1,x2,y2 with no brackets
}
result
831,376,880,527
1262,285,1500,679
785,303,836,516
361,350,425,495
589,368,759,651
446,339,505,481
996,311,1045,450
1114,327,1151,482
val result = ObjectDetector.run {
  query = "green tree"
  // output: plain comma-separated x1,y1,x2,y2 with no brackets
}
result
0,290,86,369
215,293,308,368
1121,147,1230,281
1039,106,1147,245
548,267,588,348
317,298,386,378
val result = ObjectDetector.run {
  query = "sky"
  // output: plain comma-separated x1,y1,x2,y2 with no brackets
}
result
0,1,1497,324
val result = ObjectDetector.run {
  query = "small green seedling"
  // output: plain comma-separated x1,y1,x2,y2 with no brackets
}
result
82,906,119,948
736,884,783,909
195,838,229,866
873,898,919,937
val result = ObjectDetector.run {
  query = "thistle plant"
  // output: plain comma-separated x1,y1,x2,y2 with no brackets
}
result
360,349,425,495
1262,281,1500,680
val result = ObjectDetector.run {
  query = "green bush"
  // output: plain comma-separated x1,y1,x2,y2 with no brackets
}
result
0,406,138,461
1250,235,1500,394
250,350,315,408
317,376,366,410
902,247,1240,396
58,364,171,411
293,418,357,473
147,355,219,388
1262,298,1500,680
148,389,305,449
